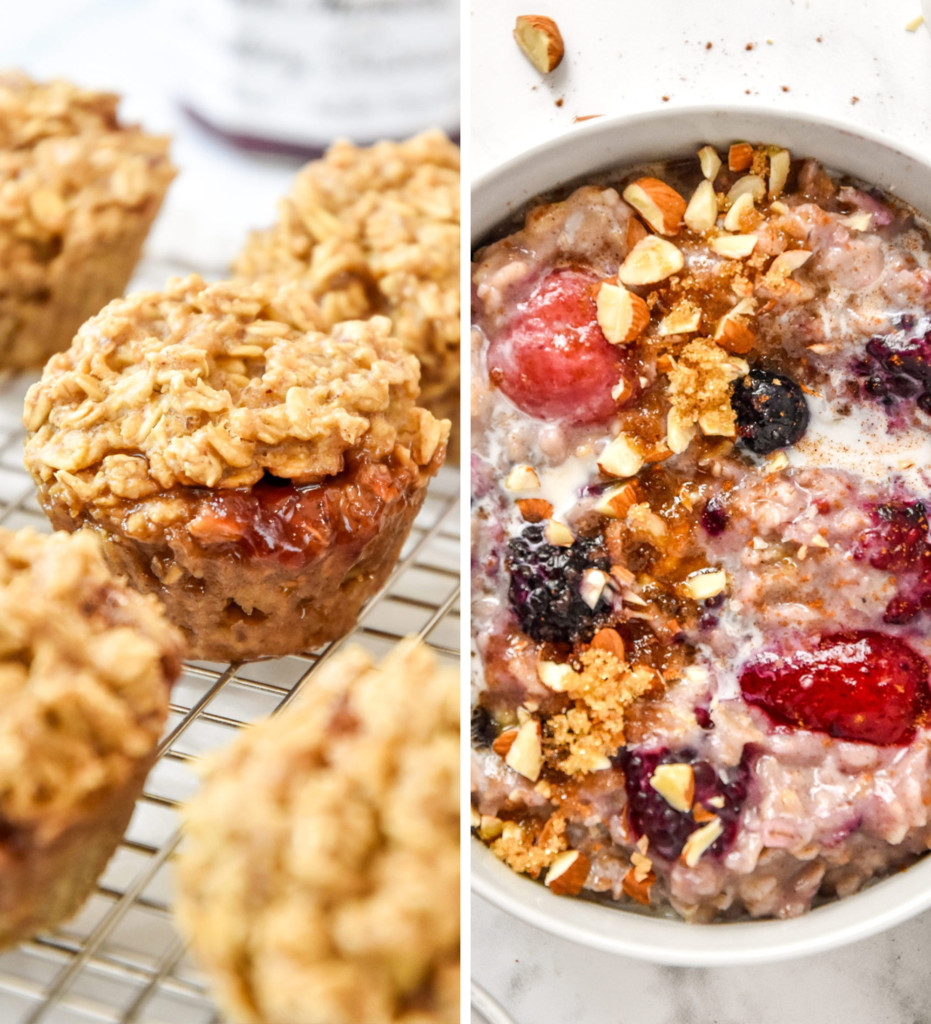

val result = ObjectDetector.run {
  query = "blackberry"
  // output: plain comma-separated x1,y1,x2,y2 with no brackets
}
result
616,747,751,862
731,367,809,455
700,494,729,536
471,704,498,749
506,523,611,644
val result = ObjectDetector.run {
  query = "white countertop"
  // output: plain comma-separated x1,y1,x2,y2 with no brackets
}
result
471,1,931,1021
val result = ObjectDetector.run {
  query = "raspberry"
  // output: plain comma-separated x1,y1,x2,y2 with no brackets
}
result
486,268,635,424
731,367,809,455
854,501,931,624
617,747,751,862
739,630,930,746
506,523,611,644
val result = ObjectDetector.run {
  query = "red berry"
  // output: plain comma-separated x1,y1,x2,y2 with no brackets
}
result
486,268,634,424
740,630,930,746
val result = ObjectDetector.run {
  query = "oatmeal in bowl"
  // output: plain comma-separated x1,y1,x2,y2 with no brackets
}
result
471,109,931,960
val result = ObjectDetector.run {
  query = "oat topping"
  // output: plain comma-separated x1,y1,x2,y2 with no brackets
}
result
234,131,460,422
24,275,448,511
175,639,458,1024
0,73,175,368
0,528,182,825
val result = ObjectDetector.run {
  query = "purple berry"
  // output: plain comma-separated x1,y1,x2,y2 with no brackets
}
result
506,523,611,644
858,328,931,408
701,494,729,536
731,368,809,455
617,747,751,862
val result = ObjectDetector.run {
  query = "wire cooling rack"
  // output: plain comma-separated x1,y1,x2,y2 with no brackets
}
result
0,371,460,1024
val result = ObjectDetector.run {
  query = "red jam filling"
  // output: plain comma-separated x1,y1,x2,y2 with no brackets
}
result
185,460,415,567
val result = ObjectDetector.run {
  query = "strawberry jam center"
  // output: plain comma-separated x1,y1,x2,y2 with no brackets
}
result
185,460,415,567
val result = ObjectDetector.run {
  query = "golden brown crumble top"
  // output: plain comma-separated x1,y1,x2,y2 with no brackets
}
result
234,131,460,417
175,640,459,1024
0,527,181,828
24,275,448,512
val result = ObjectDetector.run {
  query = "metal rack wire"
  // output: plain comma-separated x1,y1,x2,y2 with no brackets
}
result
0,373,460,1024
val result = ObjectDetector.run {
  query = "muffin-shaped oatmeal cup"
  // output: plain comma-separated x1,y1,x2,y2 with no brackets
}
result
234,131,461,458
0,72,175,369
23,275,449,662
0,527,183,947
175,639,459,1024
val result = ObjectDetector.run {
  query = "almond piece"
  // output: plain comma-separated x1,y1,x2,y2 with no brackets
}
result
537,658,577,691
698,145,722,181
768,147,791,198
513,15,564,73
505,718,543,781
478,815,505,840
622,177,687,236
504,464,540,492
593,481,641,518
596,282,650,345
710,234,757,259
626,216,648,248
492,729,518,758
715,316,756,355
544,519,574,546
590,626,626,660
763,249,812,287
658,299,701,336
726,174,766,206
598,433,644,478
622,866,656,905
649,763,695,812
839,210,872,232
618,235,684,286
678,568,728,601
723,192,759,233
545,849,591,896
684,179,718,233
666,408,697,454
728,142,753,172
681,816,724,866
579,567,611,609
517,498,554,523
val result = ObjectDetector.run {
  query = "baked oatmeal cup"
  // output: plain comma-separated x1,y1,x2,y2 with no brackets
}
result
175,638,459,1024
0,526,183,947
234,131,461,458
0,71,175,369
472,140,931,922
23,275,448,663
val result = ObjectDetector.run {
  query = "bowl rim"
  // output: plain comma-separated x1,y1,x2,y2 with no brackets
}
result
470,104,931,965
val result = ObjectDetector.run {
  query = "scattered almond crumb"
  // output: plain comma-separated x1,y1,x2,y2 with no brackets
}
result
574,114,603,123
490,814,567,879
851,96,860,105
781,85,790,92
906,14,925,31
745,42,755,50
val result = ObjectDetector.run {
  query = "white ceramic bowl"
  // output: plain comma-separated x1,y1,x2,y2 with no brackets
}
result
471,106,931,966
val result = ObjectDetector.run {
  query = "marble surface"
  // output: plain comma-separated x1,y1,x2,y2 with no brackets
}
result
471,1,931,1021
